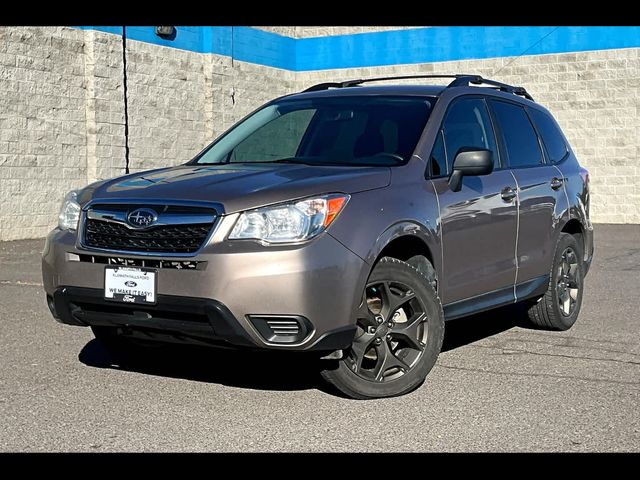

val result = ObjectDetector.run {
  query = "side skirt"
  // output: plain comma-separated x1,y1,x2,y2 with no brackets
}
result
443,274,549,321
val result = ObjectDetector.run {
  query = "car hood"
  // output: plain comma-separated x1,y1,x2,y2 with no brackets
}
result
82,163,391,213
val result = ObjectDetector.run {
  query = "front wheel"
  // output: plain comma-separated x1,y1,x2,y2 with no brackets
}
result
320,257,445,399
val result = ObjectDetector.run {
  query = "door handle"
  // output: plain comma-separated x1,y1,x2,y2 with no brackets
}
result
501,187,517,202
550,177,564,190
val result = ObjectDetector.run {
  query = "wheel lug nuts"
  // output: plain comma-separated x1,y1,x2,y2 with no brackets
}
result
387,322,394,328
386,335,392,341
374,338,382,345
376,315,384,324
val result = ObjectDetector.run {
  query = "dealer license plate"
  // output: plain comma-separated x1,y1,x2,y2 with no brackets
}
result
104,266,157,305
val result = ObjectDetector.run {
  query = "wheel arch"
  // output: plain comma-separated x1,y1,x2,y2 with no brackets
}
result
557,215,586,260
346,223,441,337
366,221,440,280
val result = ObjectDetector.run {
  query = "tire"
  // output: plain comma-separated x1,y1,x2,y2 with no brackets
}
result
407,255,438,290
526,233,584,331
320,257,445,399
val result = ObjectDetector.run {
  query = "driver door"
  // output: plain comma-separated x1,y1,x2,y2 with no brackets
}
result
428,97,518,309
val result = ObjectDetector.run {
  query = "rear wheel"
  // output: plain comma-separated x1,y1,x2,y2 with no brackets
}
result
526,233,584,331
320,257,444,399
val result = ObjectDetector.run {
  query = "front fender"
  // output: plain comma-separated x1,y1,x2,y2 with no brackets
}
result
366,221,440,272
327,181,442,321
327,181,441,272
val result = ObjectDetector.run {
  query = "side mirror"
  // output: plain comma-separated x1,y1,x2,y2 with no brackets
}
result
448,148,494,192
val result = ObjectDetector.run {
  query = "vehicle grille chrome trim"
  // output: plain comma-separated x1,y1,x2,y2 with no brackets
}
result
77,199,224,257
86,209,216,228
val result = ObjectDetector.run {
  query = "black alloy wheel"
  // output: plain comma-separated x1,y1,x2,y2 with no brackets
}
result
320,257,444,399
347,280,428,383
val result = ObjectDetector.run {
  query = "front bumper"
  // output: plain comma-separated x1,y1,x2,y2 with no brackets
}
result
42,225,366,351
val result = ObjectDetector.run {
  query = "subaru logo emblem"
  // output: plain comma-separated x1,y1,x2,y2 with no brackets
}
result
127,208,158,228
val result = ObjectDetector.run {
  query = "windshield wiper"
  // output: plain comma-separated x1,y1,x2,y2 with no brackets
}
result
223,157,314,165
271,157,316,165
227,158,393,167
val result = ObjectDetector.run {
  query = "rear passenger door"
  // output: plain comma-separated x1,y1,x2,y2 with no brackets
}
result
488,99,566,294
430,97,518,307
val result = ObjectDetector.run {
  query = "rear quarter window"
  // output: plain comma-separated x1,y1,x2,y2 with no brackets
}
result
529,108,569,164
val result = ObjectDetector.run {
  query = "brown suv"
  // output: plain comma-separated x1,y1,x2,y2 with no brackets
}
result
43,75,594,399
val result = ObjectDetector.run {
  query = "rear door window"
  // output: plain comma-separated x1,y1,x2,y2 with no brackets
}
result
489,100,543,168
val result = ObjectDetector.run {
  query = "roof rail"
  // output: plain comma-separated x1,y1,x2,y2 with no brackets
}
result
448,75,535,101
302,74,534,101
303,74,470,92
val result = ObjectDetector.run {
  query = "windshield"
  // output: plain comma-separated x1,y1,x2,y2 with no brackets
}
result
193,96,433,167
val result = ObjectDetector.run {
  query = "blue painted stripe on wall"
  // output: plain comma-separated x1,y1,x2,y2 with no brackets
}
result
295,26,640,70
75,26,296,70
74,26,640,71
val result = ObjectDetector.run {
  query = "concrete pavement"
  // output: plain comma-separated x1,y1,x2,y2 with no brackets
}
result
0,225,638,451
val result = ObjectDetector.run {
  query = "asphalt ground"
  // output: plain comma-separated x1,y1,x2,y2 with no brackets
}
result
0,225,638,452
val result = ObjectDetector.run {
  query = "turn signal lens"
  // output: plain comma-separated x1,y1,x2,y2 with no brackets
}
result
325,196,348,227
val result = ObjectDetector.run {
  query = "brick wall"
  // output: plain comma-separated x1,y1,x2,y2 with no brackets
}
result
1,26,638,240
0,27,89,240
125,39,295,174
0,27,294,240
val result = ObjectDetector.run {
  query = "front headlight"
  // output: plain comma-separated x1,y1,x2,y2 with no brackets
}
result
58,190,81,231
229,194,349,244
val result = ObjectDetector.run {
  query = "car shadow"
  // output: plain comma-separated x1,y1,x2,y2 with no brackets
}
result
78,304,532,393
441,303,531,352
79,338,327,392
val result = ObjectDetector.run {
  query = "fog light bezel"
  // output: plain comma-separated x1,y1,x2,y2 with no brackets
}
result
247,315,314,345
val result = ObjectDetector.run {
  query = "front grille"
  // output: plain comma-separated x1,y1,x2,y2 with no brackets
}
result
82,204,217,254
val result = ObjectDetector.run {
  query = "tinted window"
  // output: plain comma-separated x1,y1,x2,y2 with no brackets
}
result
490,101,543,168
529,108,568,164
442,98,498,169
195,97,432,167
428,130,447,177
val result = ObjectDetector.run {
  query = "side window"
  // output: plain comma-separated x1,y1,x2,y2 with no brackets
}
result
428,130,447,177
442,98,499,169
529,108,569,164
489,100,543,168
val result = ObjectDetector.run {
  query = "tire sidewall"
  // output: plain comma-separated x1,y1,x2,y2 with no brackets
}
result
549,234,584,330
324,258,445,399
